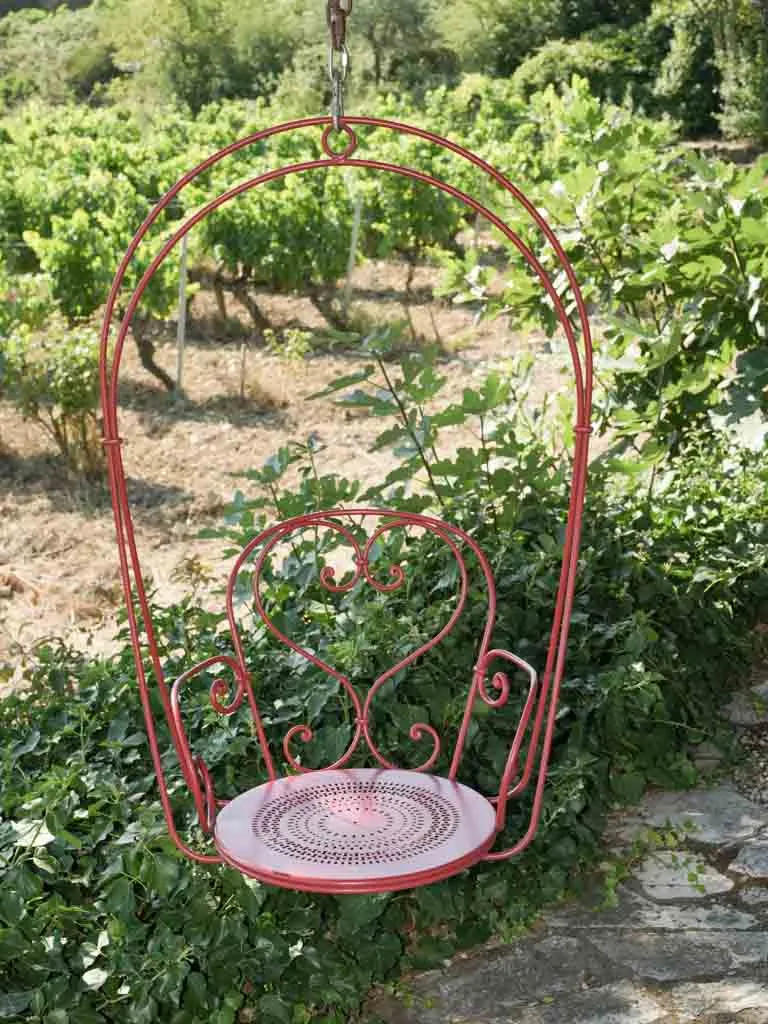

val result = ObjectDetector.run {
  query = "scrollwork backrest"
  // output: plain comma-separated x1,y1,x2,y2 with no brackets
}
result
223,507,511,779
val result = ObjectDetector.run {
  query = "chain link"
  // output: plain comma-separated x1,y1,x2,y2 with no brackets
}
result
327,0,352,130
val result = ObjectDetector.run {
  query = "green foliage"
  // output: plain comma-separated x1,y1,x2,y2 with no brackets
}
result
2,81,766,480
443,79,768,464
419,74,527,146
0,268,54,337
0,321,103,476
1,0,767,142
0,98,470,338
649,0,721,137
712,0,768,140
1,104,186,324
558,0,653,36
1,345,766,1019
438,0,563,77
0,5,114,108
353,0,457,93
649,0,768,139
107,0,301,111
510,34,650,106
0,23,767,1019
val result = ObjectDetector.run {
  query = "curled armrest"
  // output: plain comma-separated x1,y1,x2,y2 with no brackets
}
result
474,649,539,827
169,654,245,831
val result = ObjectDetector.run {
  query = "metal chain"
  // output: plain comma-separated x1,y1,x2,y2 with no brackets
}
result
327,0,352,130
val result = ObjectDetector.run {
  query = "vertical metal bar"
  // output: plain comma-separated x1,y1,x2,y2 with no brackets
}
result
175,233,189,391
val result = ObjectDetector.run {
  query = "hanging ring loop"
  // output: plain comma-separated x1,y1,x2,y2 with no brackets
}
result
321,121,358,159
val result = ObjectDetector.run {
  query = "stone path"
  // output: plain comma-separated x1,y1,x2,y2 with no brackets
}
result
371,676,768,1024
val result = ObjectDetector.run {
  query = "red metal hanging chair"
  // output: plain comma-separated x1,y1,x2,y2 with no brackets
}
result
99,29,592,895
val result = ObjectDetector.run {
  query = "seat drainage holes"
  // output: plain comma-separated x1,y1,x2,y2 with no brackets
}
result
252,778,460,865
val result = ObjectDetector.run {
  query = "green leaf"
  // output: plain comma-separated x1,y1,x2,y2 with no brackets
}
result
82,967,109,990
257,994,292,1023
183,971,208,1012
610,770,646,803
306,366,375,400
12,819,56,848
603,440,666,476
104,877,135,918
336,893,390,934
356,930,402,975
150,855,180,897
0,889,25,926
44,1012,69,1024
69,1009,106,1024
336,389,397,415
680,255,726,279
12,729,40,758
0,992,33,1020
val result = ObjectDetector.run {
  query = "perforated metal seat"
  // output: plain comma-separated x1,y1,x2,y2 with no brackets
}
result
214,769,498,893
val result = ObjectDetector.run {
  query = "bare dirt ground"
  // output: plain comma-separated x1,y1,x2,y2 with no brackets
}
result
0,261,567,679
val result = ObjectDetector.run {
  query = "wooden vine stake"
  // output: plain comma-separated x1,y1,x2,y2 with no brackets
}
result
175,233,189,393
343,175,362,318
239,342,248,402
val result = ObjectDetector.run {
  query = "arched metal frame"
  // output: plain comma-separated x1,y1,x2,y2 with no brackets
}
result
99,116,593,876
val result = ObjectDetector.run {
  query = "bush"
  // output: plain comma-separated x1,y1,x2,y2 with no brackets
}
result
714,0,768,140
0,269,55,337
649,0,768,140
0,6,115,108
438,0,563,77
511,35,650,106
559,0,653,36
454,79,768,464
0,321,103,477
1,336,766,1021
649,0,722,137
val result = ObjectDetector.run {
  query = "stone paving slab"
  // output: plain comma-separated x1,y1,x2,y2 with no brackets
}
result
548,888,759,932
634,850,734,900
588,930,768,983
371,934,627,1022
484,982,667,1024
725,681,768,727
731,839,768,881
611,784,766,848
666,980,768,1018
741,887,768,906
369,783,768,1024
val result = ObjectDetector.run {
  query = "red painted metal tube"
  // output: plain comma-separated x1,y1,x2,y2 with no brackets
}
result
99,116,593,868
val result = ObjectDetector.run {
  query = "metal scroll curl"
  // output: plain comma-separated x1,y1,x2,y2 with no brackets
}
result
238,511,472,773
169,653,248,829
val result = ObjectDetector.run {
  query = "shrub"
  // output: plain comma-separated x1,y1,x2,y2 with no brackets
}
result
649,0,768,141
437,0,563,77
446,79,768,465
713,0,768,140
559,0,654,36
649,0,722,137
0,269,55,337
0,6,115,108
511,35,650,106
1,339,766,1021
0,321,103,477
